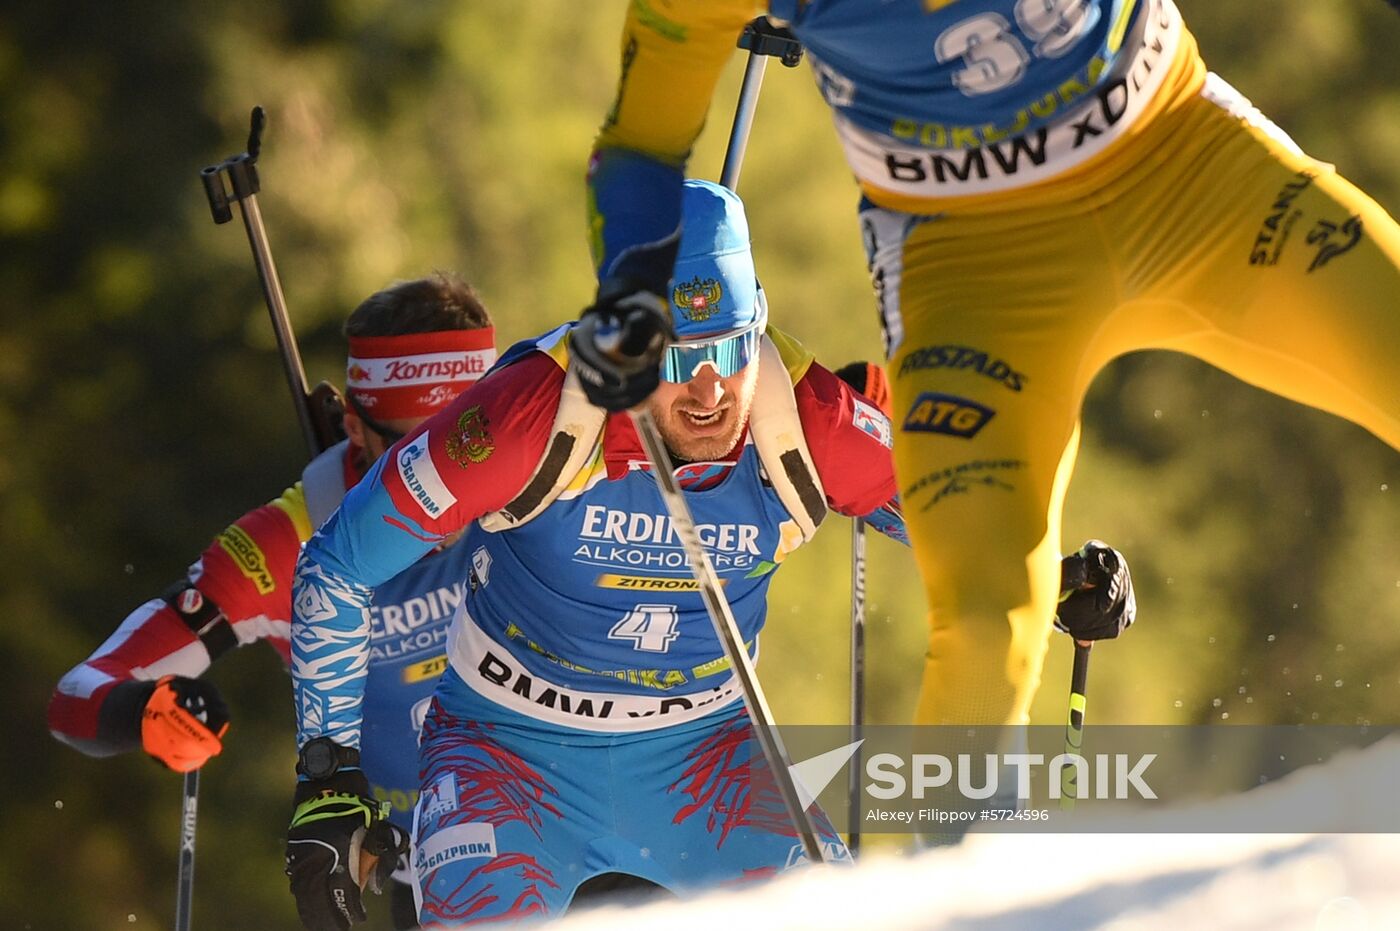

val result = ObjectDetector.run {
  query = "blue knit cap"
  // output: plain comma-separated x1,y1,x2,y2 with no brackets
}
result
669,180,762,340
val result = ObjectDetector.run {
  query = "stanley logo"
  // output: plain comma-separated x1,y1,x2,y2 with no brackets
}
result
1305,215,1364,273
217,525,275,594
902,392,995,439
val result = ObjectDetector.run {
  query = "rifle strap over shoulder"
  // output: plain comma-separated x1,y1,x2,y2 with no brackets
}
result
301,438,352,530
478,334,825,539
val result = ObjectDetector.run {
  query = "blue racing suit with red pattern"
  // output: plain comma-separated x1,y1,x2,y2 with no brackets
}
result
290,323,906,925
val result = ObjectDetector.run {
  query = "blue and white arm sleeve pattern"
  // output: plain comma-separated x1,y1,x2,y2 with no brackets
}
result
290,454,442,752
291,550,374,750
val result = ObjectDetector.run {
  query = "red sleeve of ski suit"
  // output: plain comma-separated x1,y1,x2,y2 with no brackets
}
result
794,362,907,544
47,479,314,753
377,352,566,541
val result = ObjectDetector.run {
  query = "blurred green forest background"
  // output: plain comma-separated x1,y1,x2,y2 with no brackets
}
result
2,1,1398,927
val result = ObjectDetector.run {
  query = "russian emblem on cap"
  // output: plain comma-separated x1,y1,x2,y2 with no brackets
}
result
672,276,723,322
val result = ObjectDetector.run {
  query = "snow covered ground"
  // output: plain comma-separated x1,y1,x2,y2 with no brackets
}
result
554,737,1400,931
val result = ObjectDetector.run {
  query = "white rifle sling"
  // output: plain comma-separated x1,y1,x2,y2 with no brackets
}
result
301,438,352,529
478,366,605,532
478,334,825,538
748,335,826,541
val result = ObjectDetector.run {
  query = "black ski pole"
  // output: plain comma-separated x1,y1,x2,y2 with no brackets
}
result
1060,642,1092,811
1056,554,1094,811
568,16,814,861
174,769,199,931
696,16,825,859
201,107,341,458
628,408,827,864
632,18,823,858
847,517,866,856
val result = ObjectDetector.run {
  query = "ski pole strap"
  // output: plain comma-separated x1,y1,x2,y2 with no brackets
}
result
162,581,237,661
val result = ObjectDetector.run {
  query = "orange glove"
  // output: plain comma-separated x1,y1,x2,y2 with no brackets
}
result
141,675,230,772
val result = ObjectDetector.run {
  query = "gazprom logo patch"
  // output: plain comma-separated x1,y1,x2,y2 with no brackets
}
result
414,822,497,876
902,392,995,439
396,433,457,518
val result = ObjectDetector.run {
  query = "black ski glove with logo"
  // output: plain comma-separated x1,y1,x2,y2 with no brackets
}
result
285,770,407,931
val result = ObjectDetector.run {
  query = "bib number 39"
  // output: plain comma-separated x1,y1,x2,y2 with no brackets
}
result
935,0,1094,97
609,604,681,653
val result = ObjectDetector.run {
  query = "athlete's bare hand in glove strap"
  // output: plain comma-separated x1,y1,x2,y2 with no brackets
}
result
1056,540,1137,642
285,769,407,931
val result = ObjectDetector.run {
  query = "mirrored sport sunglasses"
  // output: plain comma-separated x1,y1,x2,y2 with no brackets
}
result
660,319,766,383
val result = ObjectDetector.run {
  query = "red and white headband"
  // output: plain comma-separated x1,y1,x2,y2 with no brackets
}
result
346,329,496,420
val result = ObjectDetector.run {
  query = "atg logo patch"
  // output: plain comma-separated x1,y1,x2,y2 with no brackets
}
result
902,393,995,439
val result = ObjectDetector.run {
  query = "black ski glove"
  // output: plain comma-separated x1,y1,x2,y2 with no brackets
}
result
1056,540,1137,641
285,770,407,931
570,276,675,412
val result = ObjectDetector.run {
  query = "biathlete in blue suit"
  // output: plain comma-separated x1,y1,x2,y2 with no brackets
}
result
284,181,1130,929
